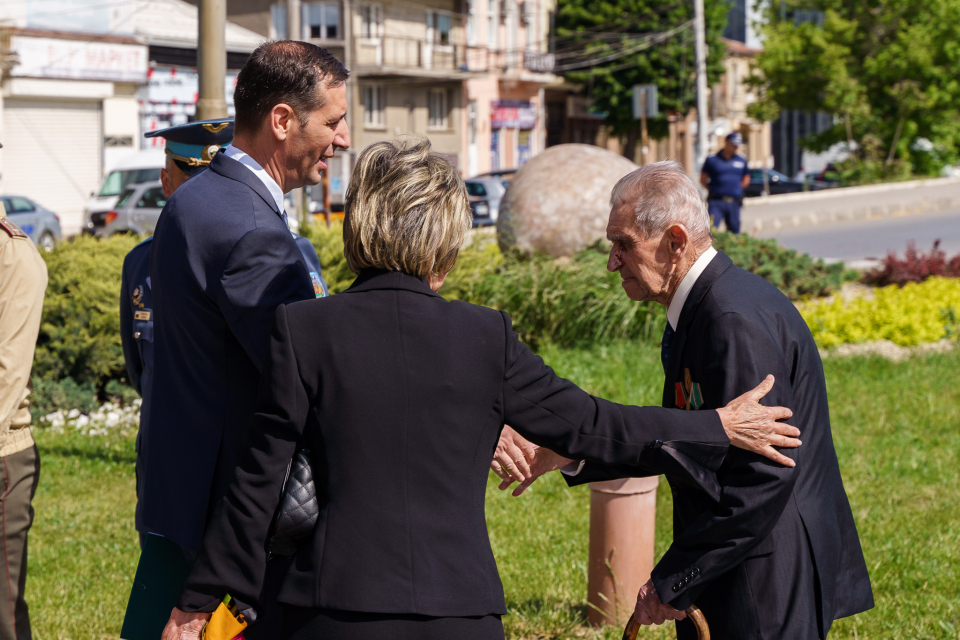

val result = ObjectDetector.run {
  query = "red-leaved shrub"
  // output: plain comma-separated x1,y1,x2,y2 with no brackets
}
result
862,240,960,287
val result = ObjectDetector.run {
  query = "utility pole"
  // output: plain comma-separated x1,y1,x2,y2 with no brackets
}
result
197,0,228,120
287,0,302,40
693,0,709,173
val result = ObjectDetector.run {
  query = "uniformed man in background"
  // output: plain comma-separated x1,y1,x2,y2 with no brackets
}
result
120,119,332,546
699,132,751,234
0,144,48,640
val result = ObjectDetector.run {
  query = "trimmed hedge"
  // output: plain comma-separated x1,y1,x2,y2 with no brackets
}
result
29,224,866,410
798,277,960,347
712,231,855,300
34,234,140,391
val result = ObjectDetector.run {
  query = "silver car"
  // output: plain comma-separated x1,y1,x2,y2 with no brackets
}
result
0,195,62,251
86,181,167,238
465,177,508,227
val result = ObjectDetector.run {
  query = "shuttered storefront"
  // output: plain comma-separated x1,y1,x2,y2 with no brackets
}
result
4,99,102,237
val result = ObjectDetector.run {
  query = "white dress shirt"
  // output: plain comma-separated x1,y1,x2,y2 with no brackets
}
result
561,245,719,478
666,246,718,331
222,145,287,223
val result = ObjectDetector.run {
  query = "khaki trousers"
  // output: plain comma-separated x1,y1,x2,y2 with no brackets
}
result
0,446,39,640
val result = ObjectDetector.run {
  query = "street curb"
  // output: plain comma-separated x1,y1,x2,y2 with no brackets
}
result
743,178,960,233
743,176,960,207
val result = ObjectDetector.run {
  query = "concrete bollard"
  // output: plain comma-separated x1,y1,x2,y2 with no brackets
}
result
587,476,660,627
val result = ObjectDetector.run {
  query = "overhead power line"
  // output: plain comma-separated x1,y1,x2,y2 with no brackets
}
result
553,20,692,71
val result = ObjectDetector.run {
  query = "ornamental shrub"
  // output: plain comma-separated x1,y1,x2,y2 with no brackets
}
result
34,234,140,390
299,220,355,294
462,242,664,349
798,277,960,347
862,240,960,287
713,231,856,300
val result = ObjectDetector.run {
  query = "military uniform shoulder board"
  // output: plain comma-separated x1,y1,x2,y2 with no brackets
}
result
0,217,28,239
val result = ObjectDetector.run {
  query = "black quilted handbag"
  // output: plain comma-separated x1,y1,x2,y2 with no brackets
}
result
267,449,319,557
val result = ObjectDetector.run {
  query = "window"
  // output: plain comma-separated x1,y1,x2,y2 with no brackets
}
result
428,11,452,47
97,168,163,197
270,3,288,38
428,89,448,130
137,188,168,209
487,0,498,48
363,85,385,128
116,187,137,208
523,1,536,50
465,182,487,197
360,4,383,39
7,197,35,213
466,0,476,45
304,2,339,39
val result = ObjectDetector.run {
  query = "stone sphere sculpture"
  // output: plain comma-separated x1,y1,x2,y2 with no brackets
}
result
496,144,638,257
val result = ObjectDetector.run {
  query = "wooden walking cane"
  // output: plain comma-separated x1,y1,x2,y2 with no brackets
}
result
621,605,710,640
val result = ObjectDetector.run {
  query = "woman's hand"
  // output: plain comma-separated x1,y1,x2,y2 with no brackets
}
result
490,425,538,485
160,608,210,640
716,374,801,467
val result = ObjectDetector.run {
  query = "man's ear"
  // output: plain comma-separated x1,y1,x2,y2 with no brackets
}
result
667,224,690,262
160,168,174,198
269,104,296,141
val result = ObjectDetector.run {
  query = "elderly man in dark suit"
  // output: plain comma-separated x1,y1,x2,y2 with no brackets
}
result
498,161,873,639
139,41,349,638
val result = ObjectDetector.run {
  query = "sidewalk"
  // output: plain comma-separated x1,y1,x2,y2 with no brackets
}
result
741,177,960,233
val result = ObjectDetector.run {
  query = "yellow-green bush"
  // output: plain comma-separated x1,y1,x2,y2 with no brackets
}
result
799,277,960,347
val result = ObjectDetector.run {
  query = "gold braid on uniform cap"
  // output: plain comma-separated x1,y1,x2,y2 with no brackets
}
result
164,149,210,167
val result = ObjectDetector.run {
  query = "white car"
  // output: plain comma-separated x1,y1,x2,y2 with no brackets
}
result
84,150,165,220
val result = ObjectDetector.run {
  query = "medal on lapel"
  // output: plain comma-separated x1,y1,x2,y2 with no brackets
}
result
676,368,704,410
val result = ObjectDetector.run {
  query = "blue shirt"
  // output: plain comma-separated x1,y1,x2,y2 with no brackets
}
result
702,152,749,198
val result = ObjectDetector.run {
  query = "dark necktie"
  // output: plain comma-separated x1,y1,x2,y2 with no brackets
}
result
661,322,675,375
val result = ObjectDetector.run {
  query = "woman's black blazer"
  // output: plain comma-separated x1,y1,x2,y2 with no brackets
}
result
177,269,729,618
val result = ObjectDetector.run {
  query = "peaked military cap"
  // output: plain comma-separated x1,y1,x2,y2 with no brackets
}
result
144,118,234,175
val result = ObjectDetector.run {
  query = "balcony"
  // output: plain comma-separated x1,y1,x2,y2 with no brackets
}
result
462,48,556,76
354,35,480,80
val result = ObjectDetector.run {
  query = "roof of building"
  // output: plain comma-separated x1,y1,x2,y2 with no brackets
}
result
721,37,763,56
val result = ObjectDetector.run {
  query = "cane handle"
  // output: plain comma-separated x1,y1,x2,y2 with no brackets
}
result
621,605,709,640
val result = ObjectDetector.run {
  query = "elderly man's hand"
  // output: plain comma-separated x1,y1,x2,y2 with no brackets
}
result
160,608,210,640
716,374,801,467
633,579,686,626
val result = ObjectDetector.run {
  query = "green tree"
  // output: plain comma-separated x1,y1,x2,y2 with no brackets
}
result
749,0,960,181
555,0,729,157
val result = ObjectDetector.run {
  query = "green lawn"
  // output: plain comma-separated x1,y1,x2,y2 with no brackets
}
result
28,344,960,639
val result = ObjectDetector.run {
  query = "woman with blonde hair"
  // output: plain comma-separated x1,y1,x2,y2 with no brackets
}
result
163,138,796,640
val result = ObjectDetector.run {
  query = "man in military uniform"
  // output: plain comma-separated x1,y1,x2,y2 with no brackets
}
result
121,120,330,546
0,160,48,640
699,132,751,234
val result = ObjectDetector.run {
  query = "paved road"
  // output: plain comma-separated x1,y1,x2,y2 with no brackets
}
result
755,209,960,265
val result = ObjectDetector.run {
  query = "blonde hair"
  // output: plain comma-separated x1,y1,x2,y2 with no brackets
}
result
343,138,471,278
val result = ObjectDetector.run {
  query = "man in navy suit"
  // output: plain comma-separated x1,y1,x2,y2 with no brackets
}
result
499,162,873,638
120,118,234,546
142,41,349,637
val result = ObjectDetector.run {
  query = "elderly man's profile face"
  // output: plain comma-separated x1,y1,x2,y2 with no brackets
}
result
605,202,671,304
286,82,350,188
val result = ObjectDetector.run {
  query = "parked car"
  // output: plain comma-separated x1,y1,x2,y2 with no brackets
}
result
84,150,165,220
465,177,507,227
744,169,806,197
85,181,167,237
0,195,62,251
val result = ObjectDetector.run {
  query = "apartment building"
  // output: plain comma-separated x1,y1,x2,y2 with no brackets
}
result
462,0,556,176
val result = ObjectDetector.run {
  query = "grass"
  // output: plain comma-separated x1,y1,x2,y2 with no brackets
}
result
28,344,960,639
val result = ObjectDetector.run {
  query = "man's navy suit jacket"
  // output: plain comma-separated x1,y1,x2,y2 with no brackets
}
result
570,251,873,638
143,152,315,552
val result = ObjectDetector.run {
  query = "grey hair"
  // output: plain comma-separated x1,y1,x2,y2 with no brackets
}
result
609,161,712,244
